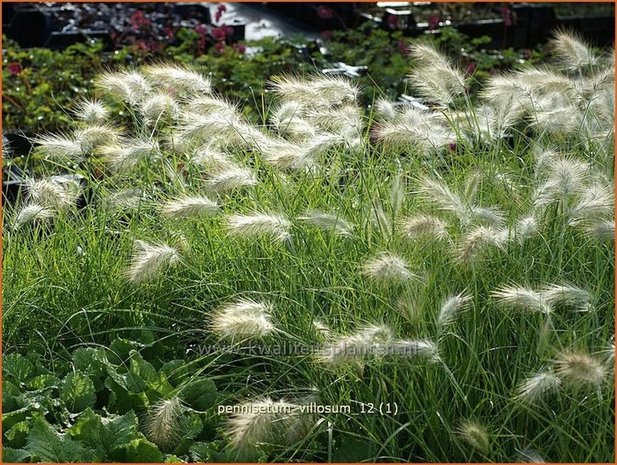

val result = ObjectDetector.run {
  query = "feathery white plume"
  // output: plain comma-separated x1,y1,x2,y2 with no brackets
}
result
270,75,359,107
514,371,561,403
438,291,472,327
96,71,151,104
456,225,508,263
73,99,109,123
583,219,614,240
408,43,466,107
226,213,291,242
126,240,181,284
400,215,449,241
491,285,551,314
26,178,78,210
551,30,598,73
35,134,83,161
361,252,416,283
554,351,607,388
210,298,276,340
100,140,160,172
144,397,184,450
14,204,55,229
457,419,490,454
205,166,258,193
539,284,591,312
143,64,212,95
75,125,121,152
297,211,354,236
161,196,219,219
226,397,313,457
318,324,393,367
140,93,179,124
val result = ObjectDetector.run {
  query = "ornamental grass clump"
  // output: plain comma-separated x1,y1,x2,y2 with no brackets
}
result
3,31,614,463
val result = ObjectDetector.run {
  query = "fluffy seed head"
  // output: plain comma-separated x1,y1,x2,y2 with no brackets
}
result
205,166,258,193
297,211,354,236
140,93,179,124
269,75,359,107
551,30,598,73
400,215,449,241
457,419,490,454
515,371,561,403
318,324,394,367
226,213,291,242
361,252,416,283
35,134,83,161
226,398,312,458
456,225,508,263
512,215,539,243
26,178,77,210
126,240,181,284
554,351,607,388
533,156,590,207
143,64,212,95
13,204,55,229
105,188,144,212
583,219,614,240
73,99,109,123
161,196,219,219
408,42,466,107
491,285,552,314
539,284,591,312
96,70,151,104
75,125,121,152
386,339,440,362
438,291,472,327
100,140,160,172
144,397,184,450
210,299,276,341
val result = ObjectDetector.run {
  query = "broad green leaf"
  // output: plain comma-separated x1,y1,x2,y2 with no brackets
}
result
124,435,164,463
72,347,109,379
25,415,97,462
3,407,32,432
2,447,31,462
108,338,146,365
180,378,217,411
5,420,31,448
27,374,59,391
3,353,35,384
68,407,139,460
61,372,96,413
3,380,24,413
104,376,148,414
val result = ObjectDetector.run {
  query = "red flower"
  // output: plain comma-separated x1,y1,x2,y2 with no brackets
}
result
465,62,476,76
211,25,233,41
397,39,409,56
195,24,208,55
214,42,226,54
428,14,440,31
317,5,333,20
233,42,246,54
500,5,512,27
320,30,334,41
386,14,399,29
129,10,150,31
214,4,227,22
164,26,176,40
8,62,22,76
